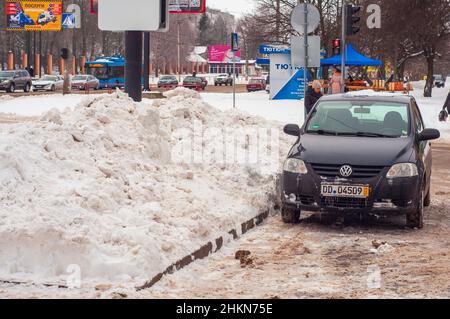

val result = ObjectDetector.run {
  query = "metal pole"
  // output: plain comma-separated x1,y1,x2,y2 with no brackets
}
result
233,51,236,108
341,0,346,90
143,32,150,91
125,31,143,102
177,21,181,80
303,2,308,119
39,31,42,77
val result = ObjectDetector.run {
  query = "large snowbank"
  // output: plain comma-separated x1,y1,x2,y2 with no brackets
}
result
0,88,290,285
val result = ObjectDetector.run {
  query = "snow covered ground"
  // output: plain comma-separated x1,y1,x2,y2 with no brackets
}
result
0,88,292,290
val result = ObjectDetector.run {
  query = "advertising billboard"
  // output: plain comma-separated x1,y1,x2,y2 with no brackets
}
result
270,53,309,100
169,0,206,14
208,45,241,63
6,0,62,31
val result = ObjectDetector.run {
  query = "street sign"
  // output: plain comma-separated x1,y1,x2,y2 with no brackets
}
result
270,53,310,100
256,58,270,65
62,13,75,29
98,0,163,31
290,3,320,34
231,33,239,52
169,0,206,14
66,4,81,29
259,44,290,55
291,35,321,68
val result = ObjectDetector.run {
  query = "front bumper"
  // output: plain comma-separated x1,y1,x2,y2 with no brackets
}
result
282,167,421,214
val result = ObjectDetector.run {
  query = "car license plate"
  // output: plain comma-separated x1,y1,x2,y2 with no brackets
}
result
321,184,370,198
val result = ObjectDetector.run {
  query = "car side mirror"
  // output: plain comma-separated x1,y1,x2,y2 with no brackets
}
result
284,124,301,137
419,128,440,141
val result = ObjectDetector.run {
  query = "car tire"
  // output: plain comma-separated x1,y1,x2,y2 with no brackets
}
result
24,83,31,93
7,83,15,93
424,187,431,207
406,185,424,229
281,207,301,224
51,85,56,92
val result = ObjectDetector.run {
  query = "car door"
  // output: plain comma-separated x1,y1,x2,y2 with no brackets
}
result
57,76,64,89
411,99,431,183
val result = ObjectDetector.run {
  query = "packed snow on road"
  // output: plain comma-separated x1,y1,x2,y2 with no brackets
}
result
0,83,449,298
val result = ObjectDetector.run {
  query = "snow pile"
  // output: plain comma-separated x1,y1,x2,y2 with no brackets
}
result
0,88,289,285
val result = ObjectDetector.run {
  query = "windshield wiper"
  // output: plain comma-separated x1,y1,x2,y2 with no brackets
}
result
337,132,399,138
307,129,338,136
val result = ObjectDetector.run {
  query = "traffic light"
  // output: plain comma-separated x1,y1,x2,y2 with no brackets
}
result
332,39,341,55
60,48,69,60
346,4,361,36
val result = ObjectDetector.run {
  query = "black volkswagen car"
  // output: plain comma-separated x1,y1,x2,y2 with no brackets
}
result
281,94,440,228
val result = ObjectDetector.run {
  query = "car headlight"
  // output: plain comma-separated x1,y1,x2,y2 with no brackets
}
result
386,163,418,178
284,158,308,174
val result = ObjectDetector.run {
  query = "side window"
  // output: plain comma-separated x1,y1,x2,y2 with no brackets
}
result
411,100,424,133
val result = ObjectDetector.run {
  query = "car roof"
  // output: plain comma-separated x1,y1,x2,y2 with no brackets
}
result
319,91,413,104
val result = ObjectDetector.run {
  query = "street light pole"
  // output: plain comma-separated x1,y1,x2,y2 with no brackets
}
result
341,0,346,90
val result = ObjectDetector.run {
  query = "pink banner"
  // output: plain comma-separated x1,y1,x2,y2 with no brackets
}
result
208,45,241,63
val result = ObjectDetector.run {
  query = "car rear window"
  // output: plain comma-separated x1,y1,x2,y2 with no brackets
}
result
306,100,410,138
0,71,14,77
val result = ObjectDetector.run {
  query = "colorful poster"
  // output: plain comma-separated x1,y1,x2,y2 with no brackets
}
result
6,0,62,31
208,45,241,63
169,0,206,14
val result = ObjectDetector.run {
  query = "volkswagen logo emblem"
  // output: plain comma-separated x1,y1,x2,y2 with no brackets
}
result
340,165,353,177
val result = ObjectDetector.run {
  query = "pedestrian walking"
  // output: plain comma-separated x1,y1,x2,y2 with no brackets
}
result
439,91,450,122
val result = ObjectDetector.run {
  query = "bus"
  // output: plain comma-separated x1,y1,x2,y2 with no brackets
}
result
85,56,125,89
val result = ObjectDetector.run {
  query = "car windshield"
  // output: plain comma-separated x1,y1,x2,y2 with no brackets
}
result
218,74,228,77
184,77,198,82
161,76,175,80
42,76,57,81
0,71,14,77
249,79,263,84
73,76,88,81
306,100,410,138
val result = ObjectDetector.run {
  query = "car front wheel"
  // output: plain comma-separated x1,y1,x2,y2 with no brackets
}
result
7,83,15,93
407,186,424,229
281,207,301,224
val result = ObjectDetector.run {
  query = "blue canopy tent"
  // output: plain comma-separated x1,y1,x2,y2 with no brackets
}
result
320,44,382,67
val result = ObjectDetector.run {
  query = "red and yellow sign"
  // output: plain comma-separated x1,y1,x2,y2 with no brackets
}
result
6,0,62,31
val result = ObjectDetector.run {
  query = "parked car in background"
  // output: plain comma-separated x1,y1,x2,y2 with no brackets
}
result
281,93,440,229
246,78,267,92
157,75,178,88
71,75,100,90
183,76,204,90
0,70,32,93
214,74,233,86
199,77,208,90
32,75,64,92
434,74,446,88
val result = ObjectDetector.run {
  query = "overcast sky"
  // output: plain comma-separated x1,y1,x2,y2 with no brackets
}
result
207,0,256,17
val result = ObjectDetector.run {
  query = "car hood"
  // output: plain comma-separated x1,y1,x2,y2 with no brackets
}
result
0,77,12,81
291,134,414,166
72,80,87,84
